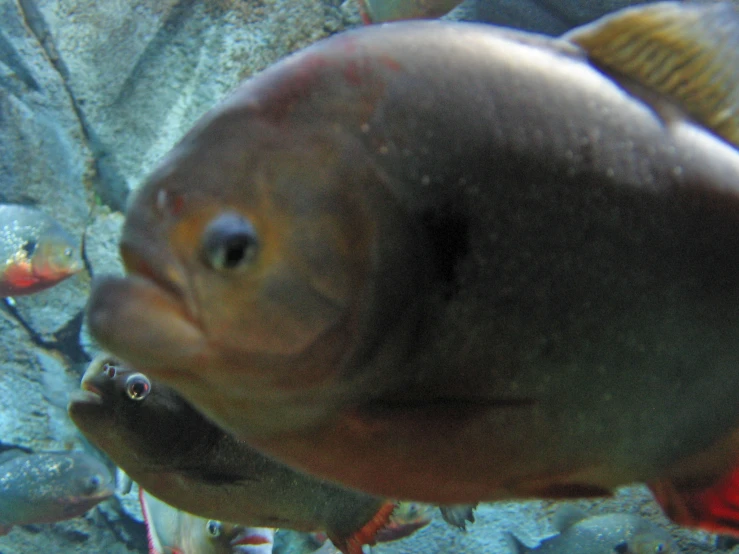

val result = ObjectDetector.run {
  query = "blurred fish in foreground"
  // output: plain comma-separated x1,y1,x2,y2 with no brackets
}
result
87,0,739,538
0,204,83,296
0,449,114,535
356,0,463,23
140,488,274,554
505,506,680,554
68,355,395,554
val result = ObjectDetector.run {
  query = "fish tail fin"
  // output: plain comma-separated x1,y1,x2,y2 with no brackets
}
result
331,501,395,554
356,0,373,24
650,465,739,536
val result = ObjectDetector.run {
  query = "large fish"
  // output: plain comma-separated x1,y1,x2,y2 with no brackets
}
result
87,0,739,535
0,449,114,535
140,488,274,554
505,506,679,554
68,355,395,554
0,204,83,296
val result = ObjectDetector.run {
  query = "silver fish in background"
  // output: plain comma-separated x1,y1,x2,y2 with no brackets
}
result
0,449,114,535
505,506,680,554
87,0,739,539
140,488,275,554
0,204,83,296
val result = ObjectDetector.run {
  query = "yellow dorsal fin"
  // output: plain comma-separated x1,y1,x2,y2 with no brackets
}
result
564,1,739,149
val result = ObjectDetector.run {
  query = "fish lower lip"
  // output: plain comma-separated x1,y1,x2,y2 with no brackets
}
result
232,535,272,546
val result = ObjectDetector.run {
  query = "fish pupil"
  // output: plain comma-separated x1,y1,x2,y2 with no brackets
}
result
202,212,259,271
124,373,151,401
222,236,254,268
206,520,222,537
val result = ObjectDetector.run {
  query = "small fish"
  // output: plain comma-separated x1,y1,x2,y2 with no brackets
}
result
87,0,739,538
0,204,82,296
0,449,114,535
68,355,395,554
140,488,274,554
356,0,463,23
505,506,680,554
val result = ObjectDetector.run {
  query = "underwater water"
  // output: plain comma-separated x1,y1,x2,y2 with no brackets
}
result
1,0,739,552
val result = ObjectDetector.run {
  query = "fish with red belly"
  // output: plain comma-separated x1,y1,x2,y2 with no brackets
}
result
86,1,739,537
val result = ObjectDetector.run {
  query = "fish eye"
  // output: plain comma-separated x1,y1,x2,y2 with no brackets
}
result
202,212,259,271
654,544,665,553
86,474,102,492
124,373,151,401
103,363,117,378
206,520,222,537
64,247,73,257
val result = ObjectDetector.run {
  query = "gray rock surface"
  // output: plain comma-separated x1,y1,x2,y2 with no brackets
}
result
0,0,736,552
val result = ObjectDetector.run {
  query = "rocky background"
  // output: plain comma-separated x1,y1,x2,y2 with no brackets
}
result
0,0,734,552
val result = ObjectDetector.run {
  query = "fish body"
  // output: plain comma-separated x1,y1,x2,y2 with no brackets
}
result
68,355,394,554
140,488,274,554
356,0,463,23
506,507,679,554
0,449,114,535
0,204,82,296
87,0,739,530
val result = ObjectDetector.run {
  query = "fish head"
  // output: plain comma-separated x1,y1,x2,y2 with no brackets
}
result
34,451,115,518
31,227,83,282
57,452,116,512
87,72,428,437
68,354,214,472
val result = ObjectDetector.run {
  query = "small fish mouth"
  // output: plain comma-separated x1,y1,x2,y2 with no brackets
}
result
120,243,200,324
121,245,184,303
231,534,273,547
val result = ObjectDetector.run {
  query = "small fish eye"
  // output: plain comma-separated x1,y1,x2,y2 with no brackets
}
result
64,247,73,257
103,363,117,378
202,212,259,271
87,474,102,492
206,520,222,537
654,544,665,553
124,373,151,401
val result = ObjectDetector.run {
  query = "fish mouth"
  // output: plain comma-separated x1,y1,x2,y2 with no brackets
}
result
120,243,198,322
231,532,273,548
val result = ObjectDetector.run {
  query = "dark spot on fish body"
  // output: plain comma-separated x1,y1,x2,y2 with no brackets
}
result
419,204,469,300
21,240,36,257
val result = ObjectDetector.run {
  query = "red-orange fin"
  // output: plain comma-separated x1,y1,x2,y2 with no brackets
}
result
330,501,396,554
355,0,373,24
650,466,739,536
